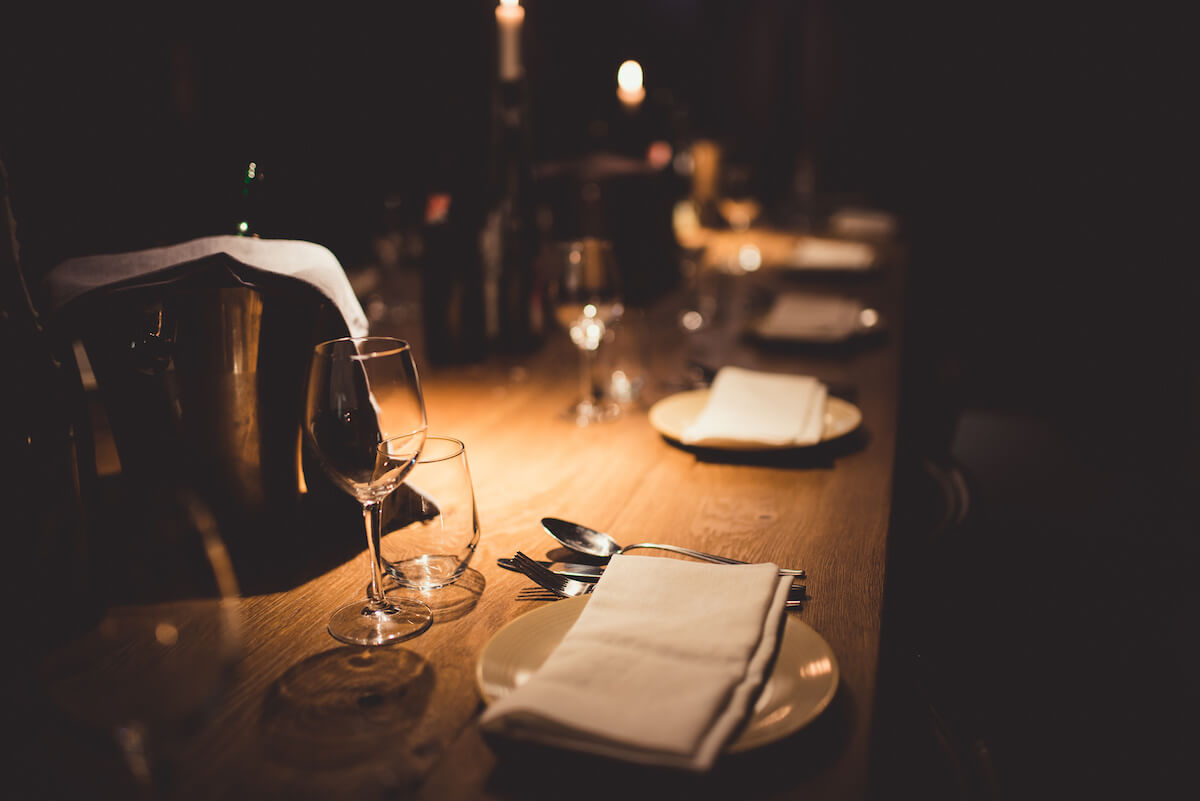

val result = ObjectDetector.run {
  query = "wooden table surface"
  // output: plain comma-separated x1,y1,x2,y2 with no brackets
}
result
26,249,907,801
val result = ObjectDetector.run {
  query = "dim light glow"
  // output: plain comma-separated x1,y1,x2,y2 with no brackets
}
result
738,244,762,272
617,60,643,92
499,0,519,7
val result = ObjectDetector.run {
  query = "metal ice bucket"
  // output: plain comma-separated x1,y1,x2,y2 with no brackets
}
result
62,255,358,568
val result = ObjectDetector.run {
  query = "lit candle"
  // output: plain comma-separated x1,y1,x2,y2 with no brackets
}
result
496,0,525,81
616,59,645,110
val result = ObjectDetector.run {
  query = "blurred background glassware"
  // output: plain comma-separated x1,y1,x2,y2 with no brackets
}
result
37,489,243,798
546,238,624,425
602,305,650,406
381,435,480,591
305,337,432,646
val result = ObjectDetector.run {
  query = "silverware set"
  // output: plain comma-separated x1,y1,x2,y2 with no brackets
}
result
508,551,807,607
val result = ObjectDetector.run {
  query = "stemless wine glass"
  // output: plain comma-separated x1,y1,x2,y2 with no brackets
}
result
547,238,624,425
381,435,480,591
305,337,431,646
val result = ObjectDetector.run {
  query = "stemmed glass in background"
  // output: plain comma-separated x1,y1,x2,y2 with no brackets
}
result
305,337,431,646
547,238,624,425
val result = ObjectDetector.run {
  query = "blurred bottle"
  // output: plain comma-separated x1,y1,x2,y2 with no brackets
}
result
233,159,267,237
478,17,542,355
418,190,487,365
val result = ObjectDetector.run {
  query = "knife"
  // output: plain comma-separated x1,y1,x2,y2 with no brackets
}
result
497,557,605,581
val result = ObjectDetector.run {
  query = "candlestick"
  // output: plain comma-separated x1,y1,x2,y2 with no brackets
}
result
616,59,645,110
496,0,525,81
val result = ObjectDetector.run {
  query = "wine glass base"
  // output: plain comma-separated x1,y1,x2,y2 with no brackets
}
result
327,598,432,647
562,399,622,426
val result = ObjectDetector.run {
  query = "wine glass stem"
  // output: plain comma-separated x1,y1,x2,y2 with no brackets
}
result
362,500,389,608
578,346,595,407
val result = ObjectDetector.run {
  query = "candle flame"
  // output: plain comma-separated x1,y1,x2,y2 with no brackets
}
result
617,60,643,92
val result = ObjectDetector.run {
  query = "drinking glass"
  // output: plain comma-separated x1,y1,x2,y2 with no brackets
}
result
547,238,623,425
305,337,431,646
381,435,480,590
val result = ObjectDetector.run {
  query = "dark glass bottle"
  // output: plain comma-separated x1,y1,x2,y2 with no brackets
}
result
418,189,487,365
479,63,542,354
233,159,266,237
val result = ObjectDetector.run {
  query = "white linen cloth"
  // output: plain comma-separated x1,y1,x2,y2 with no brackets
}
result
43,235,368,336
681,366,827,447
754,293,866,343
480,554,792,771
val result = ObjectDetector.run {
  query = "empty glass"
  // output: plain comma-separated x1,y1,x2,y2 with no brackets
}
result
305,337,431,646
380,436,481,591
546,238,623,425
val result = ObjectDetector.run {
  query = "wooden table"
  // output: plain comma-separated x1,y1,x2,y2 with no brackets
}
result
24,249,907,801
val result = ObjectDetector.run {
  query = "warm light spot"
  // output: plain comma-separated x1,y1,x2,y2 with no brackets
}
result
758,704,795,727
646,140,673,169
617,60,643,92
681,310,704,331
583,303,597,318
499,0,519,7
737,244,762,272
859,308,880,328
798,657,833,678
155,622,180,646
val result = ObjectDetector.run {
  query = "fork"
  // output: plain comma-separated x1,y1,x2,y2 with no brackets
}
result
510,551,806,606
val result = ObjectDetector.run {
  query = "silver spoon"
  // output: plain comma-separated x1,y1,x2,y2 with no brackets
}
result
540,517,806,578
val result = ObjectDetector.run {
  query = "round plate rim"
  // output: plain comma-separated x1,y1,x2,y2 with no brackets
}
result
647,388,862,451
474,596,840,753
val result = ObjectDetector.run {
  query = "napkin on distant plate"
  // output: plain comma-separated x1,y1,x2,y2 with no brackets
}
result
479,554,792,771
753,292,867,343
681,366,827,448
43,235,369,336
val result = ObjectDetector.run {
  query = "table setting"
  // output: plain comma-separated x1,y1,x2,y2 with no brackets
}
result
11,4,910,798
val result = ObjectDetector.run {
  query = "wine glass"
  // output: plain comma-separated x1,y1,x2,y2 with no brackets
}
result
546,238,624,425
380,435,481,591
305,336,432,646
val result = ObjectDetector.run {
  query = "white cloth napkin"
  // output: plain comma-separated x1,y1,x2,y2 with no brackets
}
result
790,236,876,270
43,235,368,336
480,554,791,771
754,293,866,343
681,366,827,447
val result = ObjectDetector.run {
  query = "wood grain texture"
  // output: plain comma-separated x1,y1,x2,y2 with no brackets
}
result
36,253,907,801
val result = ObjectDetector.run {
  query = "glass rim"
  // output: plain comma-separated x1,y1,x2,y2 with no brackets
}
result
410,434,465,464
313,336,412,360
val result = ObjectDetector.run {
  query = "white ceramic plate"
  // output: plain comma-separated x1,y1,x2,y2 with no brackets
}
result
475,596,839,753
647,389,862,451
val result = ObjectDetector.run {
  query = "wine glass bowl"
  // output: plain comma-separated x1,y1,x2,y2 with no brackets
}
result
305,337,432,646
547,238,624,425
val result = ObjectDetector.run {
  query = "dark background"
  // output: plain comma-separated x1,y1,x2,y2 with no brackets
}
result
3,2,1195,798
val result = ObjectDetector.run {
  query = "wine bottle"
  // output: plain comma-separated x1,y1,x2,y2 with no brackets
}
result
233,159,266,237
479,14,542,355
419,190,487,365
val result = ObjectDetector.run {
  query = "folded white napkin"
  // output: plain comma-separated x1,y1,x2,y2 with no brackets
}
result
790,236,876,270
681,366,827,447
43,235,368,336
754,293,865,343
480,554,791,771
